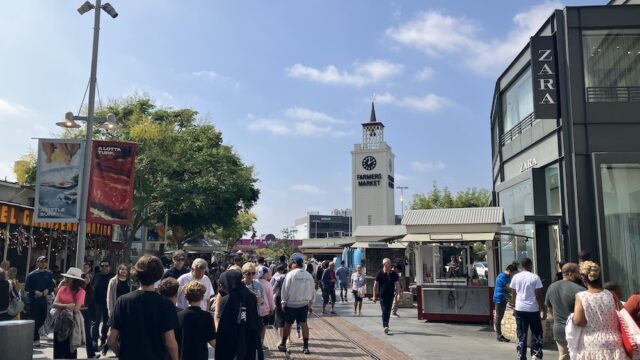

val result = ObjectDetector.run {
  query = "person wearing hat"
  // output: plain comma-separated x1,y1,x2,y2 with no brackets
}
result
279,257,315,355
25,255,54,346
257,266,275,348
52,267,86,359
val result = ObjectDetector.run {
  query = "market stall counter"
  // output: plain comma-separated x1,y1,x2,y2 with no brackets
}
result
400,208,503,324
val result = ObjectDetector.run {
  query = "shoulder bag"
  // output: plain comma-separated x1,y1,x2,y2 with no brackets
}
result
7,283,24,317
613,292,640,359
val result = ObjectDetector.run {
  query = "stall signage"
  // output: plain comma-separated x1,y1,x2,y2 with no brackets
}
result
530,36,560,119
357,173,382,186
0,203,112,235
367,242,389,248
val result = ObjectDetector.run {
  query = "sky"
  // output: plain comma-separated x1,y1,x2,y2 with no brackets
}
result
0,0,599,237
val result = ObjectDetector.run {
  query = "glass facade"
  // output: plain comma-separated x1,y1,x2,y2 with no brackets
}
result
498,179,536,270
545,164,562,215
599,164,640,297
502,68,533,133
583,29,640,101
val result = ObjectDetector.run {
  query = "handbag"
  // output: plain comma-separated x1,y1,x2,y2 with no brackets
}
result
565,313,583,359
357,285,366,298
8,297,24,317
613,292,640,359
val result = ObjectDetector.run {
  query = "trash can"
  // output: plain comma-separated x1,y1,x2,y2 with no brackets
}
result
0,320,34,360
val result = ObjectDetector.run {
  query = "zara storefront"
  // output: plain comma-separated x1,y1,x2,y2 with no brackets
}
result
490,3,640,297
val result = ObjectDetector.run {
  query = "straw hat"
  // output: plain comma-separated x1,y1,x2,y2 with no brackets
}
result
62,267,84,281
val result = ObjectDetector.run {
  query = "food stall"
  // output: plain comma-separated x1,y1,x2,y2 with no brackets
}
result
400,207,503,323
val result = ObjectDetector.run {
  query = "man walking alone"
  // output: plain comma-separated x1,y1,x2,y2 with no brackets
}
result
373,258,400,334
335,261,350,303
25,256,53,346
510,258,546,360
92,260,115,351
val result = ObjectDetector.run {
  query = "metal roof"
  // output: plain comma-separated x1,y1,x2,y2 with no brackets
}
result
401,207,503,226
353,225,406,237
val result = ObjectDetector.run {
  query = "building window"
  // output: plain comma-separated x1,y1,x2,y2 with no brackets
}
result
502,68,534,134
545,164,561,215
599,163,640,297
367,215,372,225
498,179,536,271
583,29,640,102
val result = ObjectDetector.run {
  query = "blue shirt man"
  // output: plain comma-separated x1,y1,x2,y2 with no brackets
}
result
335,262,350,302
493,263,518,342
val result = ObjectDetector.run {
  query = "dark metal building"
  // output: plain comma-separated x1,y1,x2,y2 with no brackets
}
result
490,3,640,296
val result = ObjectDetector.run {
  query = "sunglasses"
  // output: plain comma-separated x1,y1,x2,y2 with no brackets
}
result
244,272,256,276
100,264,109,268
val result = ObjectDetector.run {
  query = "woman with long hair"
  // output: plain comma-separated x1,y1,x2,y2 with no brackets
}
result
572,260,628,359
104,264,133,357
351,265,366,316
7,267,21,320
52,267,86,359
215,270,261,360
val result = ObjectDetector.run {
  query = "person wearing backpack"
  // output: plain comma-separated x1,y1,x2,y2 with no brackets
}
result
271,264,287,337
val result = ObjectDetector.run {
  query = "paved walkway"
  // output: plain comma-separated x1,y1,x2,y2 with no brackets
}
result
32,294,560,359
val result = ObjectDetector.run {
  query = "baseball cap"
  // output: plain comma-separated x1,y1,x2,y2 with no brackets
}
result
36,256,47,262
295,257,304,266
258,267,270,279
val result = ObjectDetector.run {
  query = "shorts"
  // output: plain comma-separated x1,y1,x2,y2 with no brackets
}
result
284,306,309,325
352,290,363,303
261,315,270,327
322,287,336,305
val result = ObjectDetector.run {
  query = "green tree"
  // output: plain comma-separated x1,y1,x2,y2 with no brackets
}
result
213,211,257,248
23,96,260,261
409,182,491,210
13,151,37,185
280,227,298,240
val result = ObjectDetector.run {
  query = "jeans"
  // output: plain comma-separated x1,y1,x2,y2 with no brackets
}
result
81,309,96,358
28,300,47,342
339,283,348,301
515,310,543,360
91,303,109,344
380,299,392,328
495,302,507,337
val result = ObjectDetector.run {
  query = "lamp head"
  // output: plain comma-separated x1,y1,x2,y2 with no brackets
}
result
98,113,120,130
77,1,95,15
101,3,118,18
56,112,81,129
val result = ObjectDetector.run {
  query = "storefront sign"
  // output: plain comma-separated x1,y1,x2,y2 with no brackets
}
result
357,173,382,186
520,158,538,172
87,141,137,224
0,202,112,235
530,36,560,119
35,139,85,223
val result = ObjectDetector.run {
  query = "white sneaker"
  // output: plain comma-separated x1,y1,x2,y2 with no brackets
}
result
384,327,389,334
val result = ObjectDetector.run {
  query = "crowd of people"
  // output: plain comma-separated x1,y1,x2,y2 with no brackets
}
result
493,251,638,360
0,251,406,359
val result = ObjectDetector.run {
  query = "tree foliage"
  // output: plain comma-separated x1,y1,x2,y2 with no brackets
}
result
21,95,260,259
409,181,491,210
280,227,297,240
213,211,257,248
13,151,37,185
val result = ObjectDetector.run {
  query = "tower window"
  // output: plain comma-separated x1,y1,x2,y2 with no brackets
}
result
368,215,372,225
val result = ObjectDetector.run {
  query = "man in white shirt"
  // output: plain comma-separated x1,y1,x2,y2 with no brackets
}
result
510,257,546,360
177,258,214,310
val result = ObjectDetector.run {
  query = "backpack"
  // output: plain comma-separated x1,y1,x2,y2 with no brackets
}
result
272,276,286,307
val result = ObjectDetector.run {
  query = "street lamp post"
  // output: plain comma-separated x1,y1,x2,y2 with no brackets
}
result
71,1,117,268
396,186,409,218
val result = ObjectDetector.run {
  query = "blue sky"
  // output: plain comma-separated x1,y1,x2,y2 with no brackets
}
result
0,0,597,236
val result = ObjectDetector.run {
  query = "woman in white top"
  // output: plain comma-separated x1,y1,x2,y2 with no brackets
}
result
350,265,366,315
572,260,628,360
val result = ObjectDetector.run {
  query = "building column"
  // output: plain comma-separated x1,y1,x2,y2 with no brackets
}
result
415,244,424,284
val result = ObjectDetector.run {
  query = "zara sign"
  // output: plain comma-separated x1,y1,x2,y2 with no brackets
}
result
530,36,560,120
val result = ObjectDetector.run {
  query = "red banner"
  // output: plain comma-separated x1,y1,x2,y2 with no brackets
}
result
87,141,136,224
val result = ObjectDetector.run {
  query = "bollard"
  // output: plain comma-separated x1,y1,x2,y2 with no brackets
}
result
0,320,34,360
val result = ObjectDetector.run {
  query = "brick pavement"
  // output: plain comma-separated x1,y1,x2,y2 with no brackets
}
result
262,314,412,360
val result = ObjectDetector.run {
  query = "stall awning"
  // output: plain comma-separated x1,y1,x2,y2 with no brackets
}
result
400,232,497,242
350,241,407,249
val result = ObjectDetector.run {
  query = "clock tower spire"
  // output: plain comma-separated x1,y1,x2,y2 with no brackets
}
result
351,102,395,230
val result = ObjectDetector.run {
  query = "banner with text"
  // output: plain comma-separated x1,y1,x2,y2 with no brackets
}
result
530,36,560,119
87,141,137,224
35,139,85,223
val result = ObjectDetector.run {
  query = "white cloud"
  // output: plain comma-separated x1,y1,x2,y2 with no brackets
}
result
0,98,29,117
285,107,338,123
374,92,450,112
386,1,562,74
415,66,435,81
291,184,325,194
395,173,414,182
191,70,218,80
411,161,445,172
286,60,403,87
247,119,291,135
247,107,350,137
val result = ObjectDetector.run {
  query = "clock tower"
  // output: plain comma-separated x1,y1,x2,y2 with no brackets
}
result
351,102,395,230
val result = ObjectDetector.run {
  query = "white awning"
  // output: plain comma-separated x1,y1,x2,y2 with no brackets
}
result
400,232,497,243
350,241,407,249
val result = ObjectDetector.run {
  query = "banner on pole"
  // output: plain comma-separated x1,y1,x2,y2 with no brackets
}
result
87,141,137,224
34,139,85,223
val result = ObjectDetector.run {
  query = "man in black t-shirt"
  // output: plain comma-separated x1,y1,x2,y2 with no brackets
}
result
92,260,115,349
177,280,216,360
107,255,179,360
372,258,400,334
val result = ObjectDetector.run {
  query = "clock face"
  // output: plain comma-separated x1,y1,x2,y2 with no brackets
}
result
362,156,377,170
